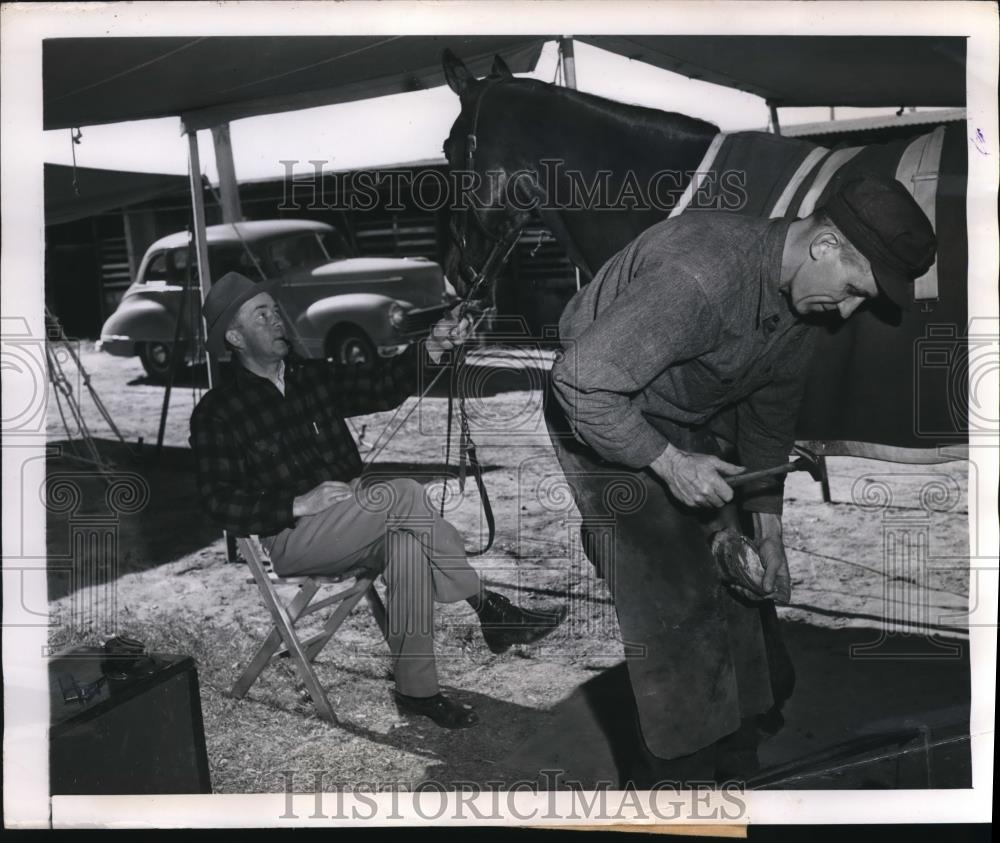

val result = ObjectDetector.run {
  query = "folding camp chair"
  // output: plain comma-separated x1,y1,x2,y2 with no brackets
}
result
229,535,388,724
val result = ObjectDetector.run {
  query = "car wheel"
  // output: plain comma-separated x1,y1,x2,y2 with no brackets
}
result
328,328,376,366
139,341,185,383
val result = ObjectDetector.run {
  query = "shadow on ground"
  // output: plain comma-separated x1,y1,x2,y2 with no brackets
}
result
274,622,970,790
500,623,972,790
44,439,502,601
313,681,563,787
45,439,219,600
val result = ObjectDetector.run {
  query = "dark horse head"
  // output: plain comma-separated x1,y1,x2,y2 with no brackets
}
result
440,49,719,299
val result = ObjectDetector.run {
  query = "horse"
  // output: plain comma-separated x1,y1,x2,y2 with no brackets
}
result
440,50,970,459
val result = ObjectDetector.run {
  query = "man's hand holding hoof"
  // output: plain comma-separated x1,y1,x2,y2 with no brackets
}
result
754,512,791,605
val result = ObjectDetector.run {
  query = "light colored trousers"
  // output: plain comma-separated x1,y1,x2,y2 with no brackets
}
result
263,477,481,696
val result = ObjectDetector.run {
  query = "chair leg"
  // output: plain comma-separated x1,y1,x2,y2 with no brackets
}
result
230,580,319,700
232,534,392,726
304,578,377,661
243,573,339,723
301,582,372,662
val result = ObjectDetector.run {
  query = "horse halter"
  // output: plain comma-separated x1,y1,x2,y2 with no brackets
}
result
434,76,530,556
449,76,525,313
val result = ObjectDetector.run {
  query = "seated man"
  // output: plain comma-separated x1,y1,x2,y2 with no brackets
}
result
190,272,566,729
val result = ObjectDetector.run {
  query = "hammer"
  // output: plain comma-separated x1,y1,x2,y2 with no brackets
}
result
727,450,825,488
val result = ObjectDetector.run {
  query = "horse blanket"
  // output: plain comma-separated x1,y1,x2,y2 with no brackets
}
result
671,126,969,452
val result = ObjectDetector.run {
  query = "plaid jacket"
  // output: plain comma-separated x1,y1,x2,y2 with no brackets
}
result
189,349,417,538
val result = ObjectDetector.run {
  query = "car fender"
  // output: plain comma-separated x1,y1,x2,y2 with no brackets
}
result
294,292,410,355
98,298,180,351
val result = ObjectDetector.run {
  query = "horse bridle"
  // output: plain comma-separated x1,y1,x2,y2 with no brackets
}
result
362,78,524,556
438,77,528,554
449,76,526,316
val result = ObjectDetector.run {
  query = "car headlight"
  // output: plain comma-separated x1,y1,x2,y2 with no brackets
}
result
388,303,407,329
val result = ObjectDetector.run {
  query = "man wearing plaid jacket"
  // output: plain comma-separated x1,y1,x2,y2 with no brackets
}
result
190,272,565,729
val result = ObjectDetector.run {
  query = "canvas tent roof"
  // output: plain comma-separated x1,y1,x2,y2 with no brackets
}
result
577,36,966,108
43,36,548,130
43,35,968,225
44,35,966,133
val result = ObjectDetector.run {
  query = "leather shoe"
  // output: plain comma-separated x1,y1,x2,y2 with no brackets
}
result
393,691,479,729
478,592,568,654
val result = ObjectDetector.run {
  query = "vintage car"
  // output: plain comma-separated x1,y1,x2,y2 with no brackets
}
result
96,219,456,381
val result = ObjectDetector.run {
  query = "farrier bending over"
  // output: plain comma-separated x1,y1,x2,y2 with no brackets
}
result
546,175,936,785
191,272,566,730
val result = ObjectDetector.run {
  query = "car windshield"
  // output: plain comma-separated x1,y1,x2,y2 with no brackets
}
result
144,228,354,284
266,232,339,274
142,252,170,282
320,230,352,261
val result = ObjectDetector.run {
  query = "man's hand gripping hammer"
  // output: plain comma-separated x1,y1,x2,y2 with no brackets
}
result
726,448,825,488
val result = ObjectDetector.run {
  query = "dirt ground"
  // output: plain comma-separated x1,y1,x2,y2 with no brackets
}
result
44,342,972,792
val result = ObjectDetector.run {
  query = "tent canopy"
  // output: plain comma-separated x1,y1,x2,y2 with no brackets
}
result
42,35,968,222
44,35,967,133
578,36,966,108
43,35,548,131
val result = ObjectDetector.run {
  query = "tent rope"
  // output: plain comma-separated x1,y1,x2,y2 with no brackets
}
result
69,128,83,196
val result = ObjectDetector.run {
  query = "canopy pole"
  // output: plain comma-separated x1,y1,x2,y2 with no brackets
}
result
185,121,233,560
559,36,578,89
768,101,782,136
183,121,218,388
211,122,243,223
559,36,582,292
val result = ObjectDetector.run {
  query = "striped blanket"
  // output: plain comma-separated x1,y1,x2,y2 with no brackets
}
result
672,126,968,454
673,127,948,302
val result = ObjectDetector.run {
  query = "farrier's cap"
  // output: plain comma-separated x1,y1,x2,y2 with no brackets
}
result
202,271,279,354
820,174,937,310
